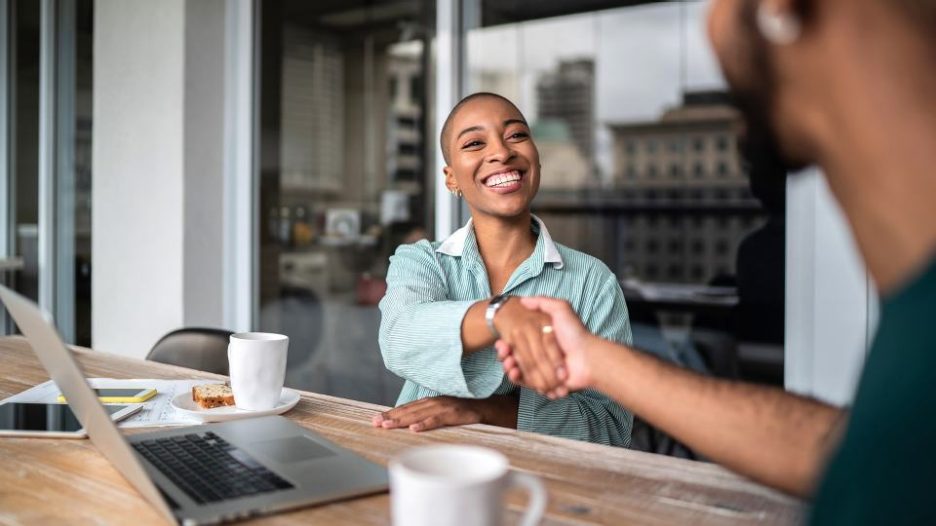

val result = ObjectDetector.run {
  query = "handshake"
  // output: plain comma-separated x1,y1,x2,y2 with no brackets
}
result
493,296,600,400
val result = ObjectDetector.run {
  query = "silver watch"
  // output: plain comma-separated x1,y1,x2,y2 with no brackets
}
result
485,294,511,339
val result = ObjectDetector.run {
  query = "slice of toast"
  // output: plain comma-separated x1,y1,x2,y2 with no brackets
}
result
192,383,235,409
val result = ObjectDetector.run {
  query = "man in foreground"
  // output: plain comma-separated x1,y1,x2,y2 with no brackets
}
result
497,0,936,522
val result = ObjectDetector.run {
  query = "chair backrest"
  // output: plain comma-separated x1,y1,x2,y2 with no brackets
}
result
146,327,233,375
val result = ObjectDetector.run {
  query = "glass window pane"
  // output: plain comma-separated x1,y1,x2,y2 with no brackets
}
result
467,1,785,398
257,1,432,405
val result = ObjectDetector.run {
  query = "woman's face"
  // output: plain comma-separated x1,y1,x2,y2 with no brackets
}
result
443,97,541,221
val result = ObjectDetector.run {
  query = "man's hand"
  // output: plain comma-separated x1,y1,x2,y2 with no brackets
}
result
496,296,597,396
492,298,567,395
372,395,519,432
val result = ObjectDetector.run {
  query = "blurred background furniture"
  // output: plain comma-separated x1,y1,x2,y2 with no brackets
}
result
146,327,233,375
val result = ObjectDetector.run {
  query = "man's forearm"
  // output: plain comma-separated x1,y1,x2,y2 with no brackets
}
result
587,337,844,497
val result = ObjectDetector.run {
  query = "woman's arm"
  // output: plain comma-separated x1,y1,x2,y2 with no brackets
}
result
380,242,563,397
379,242,498,398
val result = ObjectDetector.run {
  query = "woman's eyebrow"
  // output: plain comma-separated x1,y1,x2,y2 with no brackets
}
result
456,125,484,140
456,118,528,141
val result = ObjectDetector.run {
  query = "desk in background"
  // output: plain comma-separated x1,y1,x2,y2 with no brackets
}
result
0,337,801,525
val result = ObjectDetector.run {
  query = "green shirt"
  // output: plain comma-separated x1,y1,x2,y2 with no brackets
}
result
378,216,634,447
811,256,936,524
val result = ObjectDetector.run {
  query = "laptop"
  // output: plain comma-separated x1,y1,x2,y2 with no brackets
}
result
0,284,388,525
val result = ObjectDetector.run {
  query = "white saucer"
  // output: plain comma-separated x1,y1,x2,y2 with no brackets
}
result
170,388,301,423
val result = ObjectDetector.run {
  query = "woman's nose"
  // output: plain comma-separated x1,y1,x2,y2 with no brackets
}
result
486,138,513,163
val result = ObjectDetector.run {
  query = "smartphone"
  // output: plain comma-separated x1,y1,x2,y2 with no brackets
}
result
0,402,142,438
57,387,157,404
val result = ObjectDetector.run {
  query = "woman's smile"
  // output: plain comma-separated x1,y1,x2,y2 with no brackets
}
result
481,169,525,194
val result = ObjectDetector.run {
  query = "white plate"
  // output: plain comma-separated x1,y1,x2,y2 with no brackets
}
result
170,388,301,423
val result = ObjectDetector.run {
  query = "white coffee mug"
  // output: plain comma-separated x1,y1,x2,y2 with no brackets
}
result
227,332,288,411
390,445,547,526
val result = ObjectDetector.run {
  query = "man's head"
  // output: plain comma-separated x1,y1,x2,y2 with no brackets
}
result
706,0,936,175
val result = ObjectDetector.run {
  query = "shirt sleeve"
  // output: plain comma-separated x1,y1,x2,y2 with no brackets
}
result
516,271,635,446
378,241,504,399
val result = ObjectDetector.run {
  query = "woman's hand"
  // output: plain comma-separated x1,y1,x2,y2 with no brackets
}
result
496,296,597,395
492,297,567,396
372,395,519,432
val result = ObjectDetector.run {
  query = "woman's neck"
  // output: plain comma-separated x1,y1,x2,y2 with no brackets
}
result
472,213,537,293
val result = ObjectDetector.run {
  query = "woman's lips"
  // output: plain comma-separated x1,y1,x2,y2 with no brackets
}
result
482,169,524,194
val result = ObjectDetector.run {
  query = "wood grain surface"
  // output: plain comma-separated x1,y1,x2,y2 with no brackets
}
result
0,337,803,525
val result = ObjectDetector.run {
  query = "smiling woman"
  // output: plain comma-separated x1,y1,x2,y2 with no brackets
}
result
375,93,636,447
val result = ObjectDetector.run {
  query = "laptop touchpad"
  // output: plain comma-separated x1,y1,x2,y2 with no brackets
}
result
250,436,336,464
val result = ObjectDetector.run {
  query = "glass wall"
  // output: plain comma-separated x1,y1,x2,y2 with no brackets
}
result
3,0,91,345
255,0,785,412
466,0,785,387
257,1,433,405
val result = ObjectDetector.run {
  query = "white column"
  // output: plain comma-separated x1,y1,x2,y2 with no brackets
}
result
222,0,257,333
785,168,876,405
433,0,460,238
182,0,227,329
94,0,236,358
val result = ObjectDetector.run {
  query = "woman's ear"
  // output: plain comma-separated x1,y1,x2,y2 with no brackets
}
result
443,166,457,192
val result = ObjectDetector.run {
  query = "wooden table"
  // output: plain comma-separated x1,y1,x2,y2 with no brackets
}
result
0,337,803,525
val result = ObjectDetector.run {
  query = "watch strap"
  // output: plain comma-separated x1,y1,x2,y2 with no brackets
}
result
485,294,511,339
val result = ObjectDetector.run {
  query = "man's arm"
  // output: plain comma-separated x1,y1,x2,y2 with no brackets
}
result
587,337,843,496
499,297,845,497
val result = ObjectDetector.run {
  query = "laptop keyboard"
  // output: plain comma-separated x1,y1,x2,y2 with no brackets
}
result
132,431,295,504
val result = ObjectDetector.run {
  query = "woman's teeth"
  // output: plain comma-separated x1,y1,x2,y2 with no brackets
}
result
485,171,521,187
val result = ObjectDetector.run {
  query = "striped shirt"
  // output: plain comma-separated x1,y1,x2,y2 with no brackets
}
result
378,216,634,447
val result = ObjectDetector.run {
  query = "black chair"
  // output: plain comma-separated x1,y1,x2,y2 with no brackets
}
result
146,327,233,375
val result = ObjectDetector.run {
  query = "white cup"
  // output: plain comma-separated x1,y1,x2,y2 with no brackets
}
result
227,332,288,411
390,445,547,526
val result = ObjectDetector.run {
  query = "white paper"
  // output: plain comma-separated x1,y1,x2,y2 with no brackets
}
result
2,378,219,428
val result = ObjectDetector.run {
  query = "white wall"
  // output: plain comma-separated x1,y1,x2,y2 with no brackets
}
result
183,0,226,327
93,0,228,358
785,168,878,406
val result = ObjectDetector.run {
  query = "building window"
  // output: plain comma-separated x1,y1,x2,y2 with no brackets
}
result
645,264,659,279
717,161,729,177
667,264,683,280
646,138,658,153
693,137,705,152
693,162,705,178
716,239,731,255
717,134,730,151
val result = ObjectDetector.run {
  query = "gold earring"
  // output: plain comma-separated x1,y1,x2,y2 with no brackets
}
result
757,3,801,45
450,188,462,198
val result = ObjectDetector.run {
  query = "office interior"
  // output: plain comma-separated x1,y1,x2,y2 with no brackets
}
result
0,0,875,457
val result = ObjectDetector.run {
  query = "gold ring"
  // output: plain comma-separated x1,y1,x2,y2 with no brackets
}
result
541,325,554,334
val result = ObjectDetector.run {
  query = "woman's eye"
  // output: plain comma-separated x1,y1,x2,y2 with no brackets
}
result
462,140,483,149
509,132,529,140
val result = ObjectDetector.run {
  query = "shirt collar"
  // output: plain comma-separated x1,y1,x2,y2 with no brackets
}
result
435,215,565,270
